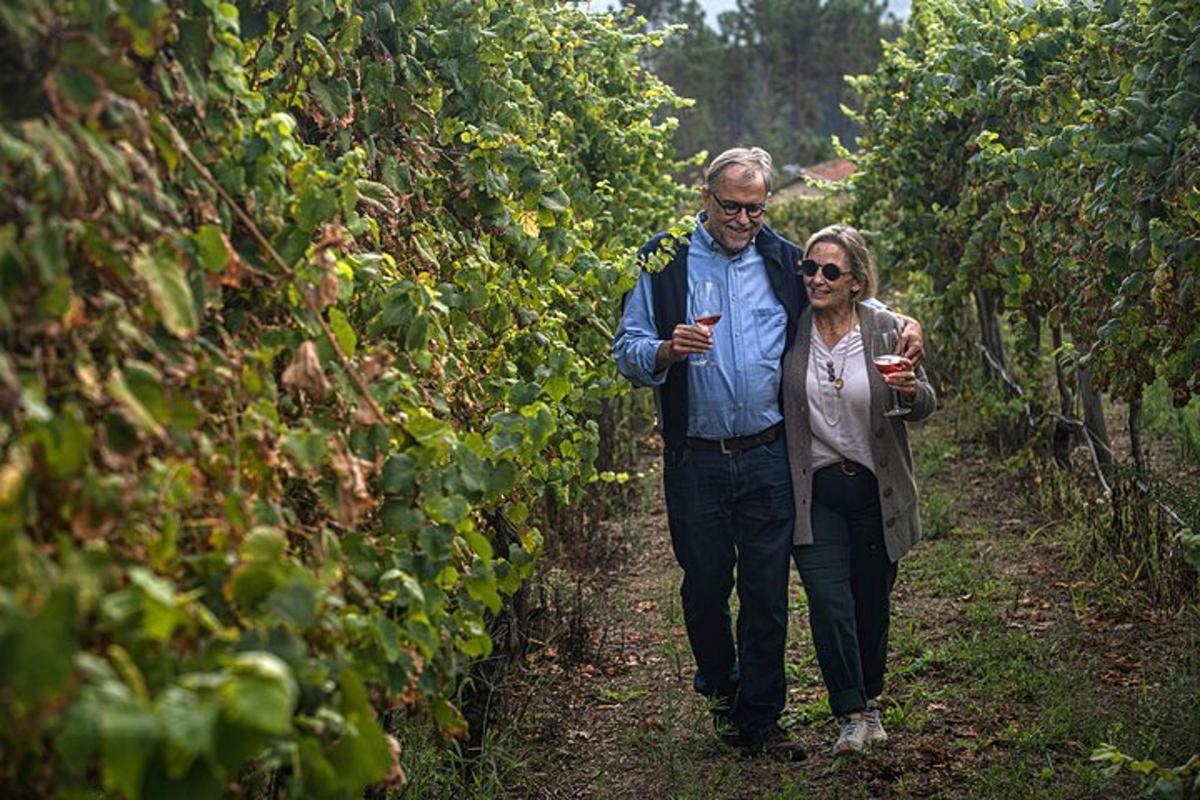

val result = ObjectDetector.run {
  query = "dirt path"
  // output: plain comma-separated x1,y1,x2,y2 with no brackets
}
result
506,414,1199,799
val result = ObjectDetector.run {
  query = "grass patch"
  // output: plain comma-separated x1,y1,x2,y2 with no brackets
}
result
902,538,987,596
394,721,522,799
609,688,731,799
911,422,962,481
593,685,649,704
920,484,962,540
782,693,832,727
759,775,814,799
894,538,1190,799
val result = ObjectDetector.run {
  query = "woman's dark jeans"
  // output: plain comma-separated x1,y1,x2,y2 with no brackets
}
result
793,467,898,717
662,435,794,737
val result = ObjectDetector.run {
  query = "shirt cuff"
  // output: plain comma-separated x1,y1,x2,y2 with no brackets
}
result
639,340,671,386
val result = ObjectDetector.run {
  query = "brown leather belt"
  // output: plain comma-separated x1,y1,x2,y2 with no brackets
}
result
686,423,782,455
817,459,869,476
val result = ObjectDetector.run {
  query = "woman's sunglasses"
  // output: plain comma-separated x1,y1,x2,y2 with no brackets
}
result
801,259,852,282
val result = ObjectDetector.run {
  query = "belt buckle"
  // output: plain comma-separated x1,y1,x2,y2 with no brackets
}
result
839,459,857,476
719,437,733,455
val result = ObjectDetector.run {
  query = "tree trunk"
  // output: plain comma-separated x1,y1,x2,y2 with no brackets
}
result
1021,309,1041,366
1050,325,1075,467
974,286,1007,384
1129,388,1145,473
460,510,531,762
1051,325,1073,417
1077,365,1113,466
596,399,617,472
1021,308,1043,412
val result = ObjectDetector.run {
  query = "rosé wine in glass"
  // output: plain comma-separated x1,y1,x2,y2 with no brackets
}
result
690,280,723,367
873,334,910,416
872,354,906,376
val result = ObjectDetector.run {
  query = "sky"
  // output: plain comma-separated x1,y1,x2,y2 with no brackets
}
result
590,1,914,29
695,0,912,23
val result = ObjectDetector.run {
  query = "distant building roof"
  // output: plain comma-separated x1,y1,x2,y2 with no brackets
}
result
802,159,856,183
773,158,856,200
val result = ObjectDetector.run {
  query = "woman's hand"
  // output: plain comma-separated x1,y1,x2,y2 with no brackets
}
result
882,356,919,399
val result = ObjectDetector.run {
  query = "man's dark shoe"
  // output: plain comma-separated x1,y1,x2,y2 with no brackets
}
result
741,725,807,762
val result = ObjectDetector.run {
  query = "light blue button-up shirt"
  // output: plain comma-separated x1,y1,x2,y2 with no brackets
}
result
612,215,787,440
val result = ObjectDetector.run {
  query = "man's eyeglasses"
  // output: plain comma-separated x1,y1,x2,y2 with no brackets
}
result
801,259,852,282
710,190,767,219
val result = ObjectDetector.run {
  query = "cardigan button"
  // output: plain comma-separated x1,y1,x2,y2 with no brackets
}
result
878,457,889,469
883,486,893,498
886,516,896,528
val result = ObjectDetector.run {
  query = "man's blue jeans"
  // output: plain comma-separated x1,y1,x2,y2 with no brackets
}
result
661,435,794,737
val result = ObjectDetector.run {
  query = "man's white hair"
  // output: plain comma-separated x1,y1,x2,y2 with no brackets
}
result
704,147,774,193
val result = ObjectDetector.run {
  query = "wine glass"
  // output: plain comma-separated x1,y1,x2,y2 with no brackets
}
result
872,330,910,417
690,279,723,367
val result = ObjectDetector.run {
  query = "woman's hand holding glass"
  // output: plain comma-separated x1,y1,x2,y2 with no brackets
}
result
883,359,918,396
872,330,915,416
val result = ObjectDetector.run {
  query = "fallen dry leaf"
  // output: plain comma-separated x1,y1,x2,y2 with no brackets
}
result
641,716,664,732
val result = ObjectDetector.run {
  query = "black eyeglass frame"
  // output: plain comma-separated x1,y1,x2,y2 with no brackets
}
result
800,259,853,282
709,189,767,219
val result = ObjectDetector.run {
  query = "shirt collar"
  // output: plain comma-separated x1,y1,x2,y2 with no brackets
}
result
693,212,717,252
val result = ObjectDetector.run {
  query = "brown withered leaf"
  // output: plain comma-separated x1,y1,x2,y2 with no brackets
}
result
382,735,406,790
0,351,19,413
354,398,383,426
312,222,350,255
281,341,330,402
311,272,341,310
71,504,119,543
330,439,376,527
62,294,87,331
196,227,245,289
218,250,244,289
358,349,395,384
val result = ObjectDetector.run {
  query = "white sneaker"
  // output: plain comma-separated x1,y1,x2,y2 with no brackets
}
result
834,711,867,754
864,698,888,746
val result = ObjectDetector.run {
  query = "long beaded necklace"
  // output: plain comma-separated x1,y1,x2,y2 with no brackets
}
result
812,329,851,426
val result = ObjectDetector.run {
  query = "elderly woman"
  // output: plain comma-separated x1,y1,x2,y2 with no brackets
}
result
782,224,935,755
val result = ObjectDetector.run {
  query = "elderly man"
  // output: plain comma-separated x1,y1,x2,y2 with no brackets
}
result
613,147,921,759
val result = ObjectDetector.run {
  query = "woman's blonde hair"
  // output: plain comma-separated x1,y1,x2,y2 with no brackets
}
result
804,224,878,300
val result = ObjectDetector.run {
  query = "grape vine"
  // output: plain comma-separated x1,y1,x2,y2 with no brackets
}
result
0,0,690,796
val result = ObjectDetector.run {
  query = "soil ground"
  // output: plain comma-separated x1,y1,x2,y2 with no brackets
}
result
496,409,1200,800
